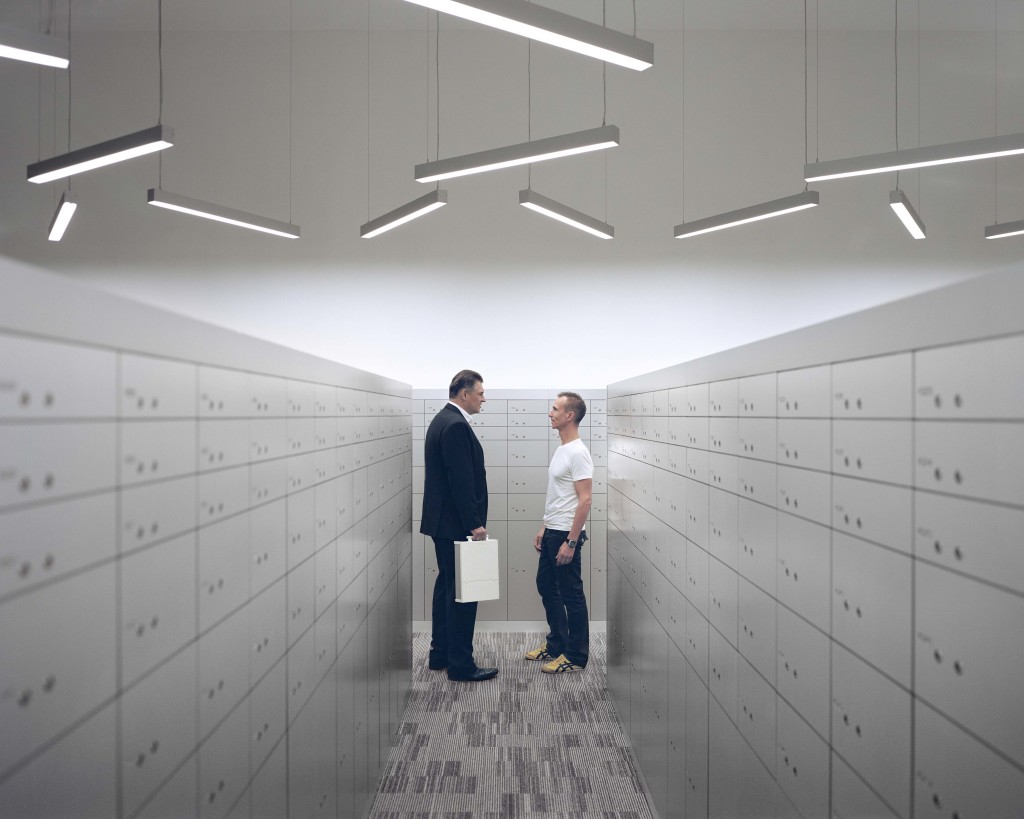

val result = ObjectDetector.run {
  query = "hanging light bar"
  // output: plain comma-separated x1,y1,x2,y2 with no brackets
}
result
889,189,926,239
360,189,448,238
27,125,173,184
984,218,1024,239
805,133,1024,182
415,125,619,183
147,189,300,239
674,191,819,239
47,192,77,242
400,0,653,71
519,189,613,239
0,24,69,69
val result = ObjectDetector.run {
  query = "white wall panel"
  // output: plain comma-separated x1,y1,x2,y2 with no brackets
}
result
121,533,197,686
915,560,1024,768
831,643,911,818
914,699,1024,819
0,492,116,600
832,533,912,687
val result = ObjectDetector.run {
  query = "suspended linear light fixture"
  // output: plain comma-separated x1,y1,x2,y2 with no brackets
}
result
674,1,819,239
984,218,1024,239
805,133,1024,182
515,35,613,239
415,125,619,183
885,3,925,240
146,0,298,239
27,125,173,184
0,24,68,68
47,191,77,241
674,191,819,239
44,4,76,243
519,189,613,238
889,189,925,239
147,189,300,238
400,0,653,71
361,3,447,238
361,189,448,238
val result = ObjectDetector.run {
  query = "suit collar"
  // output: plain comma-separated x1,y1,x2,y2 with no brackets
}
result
446,400,472,422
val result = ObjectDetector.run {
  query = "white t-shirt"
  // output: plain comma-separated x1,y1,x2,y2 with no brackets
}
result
543,438,594,531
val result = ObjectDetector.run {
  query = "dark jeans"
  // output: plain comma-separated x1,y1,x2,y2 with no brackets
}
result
536,528,589,667
429,537,479,674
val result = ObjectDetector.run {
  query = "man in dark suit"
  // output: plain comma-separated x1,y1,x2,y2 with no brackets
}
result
420,369,499,682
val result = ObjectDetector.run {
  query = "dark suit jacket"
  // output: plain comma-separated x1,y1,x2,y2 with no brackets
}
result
420,403,488,540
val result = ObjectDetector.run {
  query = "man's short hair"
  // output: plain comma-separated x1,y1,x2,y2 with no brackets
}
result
558,391,586,424
449,369,483,398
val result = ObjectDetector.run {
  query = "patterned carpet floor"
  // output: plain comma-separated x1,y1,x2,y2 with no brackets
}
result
368,631,653,819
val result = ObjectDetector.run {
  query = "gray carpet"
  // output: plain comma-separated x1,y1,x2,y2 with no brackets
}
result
368,631,654,819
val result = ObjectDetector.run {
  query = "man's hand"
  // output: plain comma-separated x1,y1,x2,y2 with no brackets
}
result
556,541,575,566
470,526,487,541
533,528,544,552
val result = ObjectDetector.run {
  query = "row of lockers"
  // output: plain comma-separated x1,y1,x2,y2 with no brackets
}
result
411,519,609,623
412,464,608,498
609,554,1024,819
606,418,1024,506
0,550,413,819
1,450,413,603
608,531,1024,819
0,334,411,421
410,438,609,469
415,421,608,442
412,397,608,417
0,310,416,819
608,334,1024,420
606,323,1024,818
1,484,413,799
608,450,1024,793
412,490,607,523
608,449,1024,597
0,418,412,512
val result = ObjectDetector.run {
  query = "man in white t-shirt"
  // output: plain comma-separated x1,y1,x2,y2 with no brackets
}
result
525,392,593,673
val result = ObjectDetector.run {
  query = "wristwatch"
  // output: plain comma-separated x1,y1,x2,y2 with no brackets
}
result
567,539,577,549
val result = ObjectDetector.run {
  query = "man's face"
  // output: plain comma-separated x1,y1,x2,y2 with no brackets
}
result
549,396,573,430
462,382,486,415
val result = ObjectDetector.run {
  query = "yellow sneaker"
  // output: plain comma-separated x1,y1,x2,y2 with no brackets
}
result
541,654,585,674
524,643,553,661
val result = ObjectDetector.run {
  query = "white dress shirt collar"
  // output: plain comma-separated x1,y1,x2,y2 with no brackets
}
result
447,400,472,422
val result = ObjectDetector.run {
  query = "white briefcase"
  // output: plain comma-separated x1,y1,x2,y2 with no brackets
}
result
454,538,500,603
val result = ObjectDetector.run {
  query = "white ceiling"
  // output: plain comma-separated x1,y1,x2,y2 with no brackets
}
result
7,0,1024,33
2,0,1023,389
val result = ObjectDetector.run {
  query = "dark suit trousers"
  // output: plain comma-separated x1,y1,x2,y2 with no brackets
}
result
430,537,479,674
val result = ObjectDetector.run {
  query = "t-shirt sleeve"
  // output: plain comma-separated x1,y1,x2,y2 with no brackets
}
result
569,446,594,482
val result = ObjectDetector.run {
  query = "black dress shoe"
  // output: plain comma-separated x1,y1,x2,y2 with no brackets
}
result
447,666,499,682
428,659,447,671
